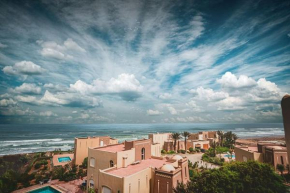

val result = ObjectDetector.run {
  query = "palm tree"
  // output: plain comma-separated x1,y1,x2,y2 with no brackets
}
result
287,164,290,174
211,141,217,157
172,133,181,152
217,130,224,147
277,164,285,176
182,131,190,153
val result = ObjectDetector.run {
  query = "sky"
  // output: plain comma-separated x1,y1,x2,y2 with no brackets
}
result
0,0,289,124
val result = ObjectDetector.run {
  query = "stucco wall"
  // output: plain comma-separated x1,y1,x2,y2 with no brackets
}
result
74,137,100,165
99,170,123,193
87,147,118,189
123,168,152,193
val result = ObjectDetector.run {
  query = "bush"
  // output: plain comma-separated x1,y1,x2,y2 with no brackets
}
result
174,161,286,193
180,150,186,154
168,150,175,154
82,157,88,168
161,149,167,154
189,147,194,152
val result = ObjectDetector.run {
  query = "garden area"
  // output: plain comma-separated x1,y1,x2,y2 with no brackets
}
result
0,152,87,193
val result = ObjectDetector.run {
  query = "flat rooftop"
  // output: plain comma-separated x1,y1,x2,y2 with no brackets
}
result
238,146,258,152
105,158,168,177
266,145,287,151
95,144,125,152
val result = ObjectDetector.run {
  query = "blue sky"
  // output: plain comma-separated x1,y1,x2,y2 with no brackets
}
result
0,0,289,124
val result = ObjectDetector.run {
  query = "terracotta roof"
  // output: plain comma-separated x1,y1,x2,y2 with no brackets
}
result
95,144,125,152
105,158,168,177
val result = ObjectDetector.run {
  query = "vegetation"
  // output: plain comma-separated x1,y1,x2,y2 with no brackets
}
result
82,157,88,168
161,150,176,154
172,133,181,152
276,164,285,176
174,161,286,193
182,131,190,153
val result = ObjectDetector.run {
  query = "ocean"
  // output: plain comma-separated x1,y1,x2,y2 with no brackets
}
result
0,123,285,155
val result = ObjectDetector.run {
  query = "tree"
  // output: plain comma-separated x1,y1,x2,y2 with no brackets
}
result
217,130,224,147
172,133,181,152
223,131,238,148
174,161,286,193
287,164,290,174
277,164,285,176
82,157,88,168
210,141,217,157
182,131,190,152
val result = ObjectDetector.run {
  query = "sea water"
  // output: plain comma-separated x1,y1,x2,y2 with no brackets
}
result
0,123,284,155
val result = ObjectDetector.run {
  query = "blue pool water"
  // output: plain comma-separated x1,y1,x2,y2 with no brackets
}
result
224,154,235,158
29,186,61,193
58,156,71,163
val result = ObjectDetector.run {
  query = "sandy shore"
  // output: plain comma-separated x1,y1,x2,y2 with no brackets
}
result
236,135,285,145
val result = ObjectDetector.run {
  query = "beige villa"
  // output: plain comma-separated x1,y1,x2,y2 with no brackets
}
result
87,138,189,193
235,142,288,171
74,136,118,165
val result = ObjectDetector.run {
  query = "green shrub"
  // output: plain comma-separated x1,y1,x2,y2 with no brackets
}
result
189,147,194,152
168,150,175,154
82,157,88,168
180,150,186,154
161,149,167,154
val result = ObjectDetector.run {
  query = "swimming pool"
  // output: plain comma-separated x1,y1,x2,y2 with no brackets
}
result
58,156,71,163
29,186,61,193
224,154,235,158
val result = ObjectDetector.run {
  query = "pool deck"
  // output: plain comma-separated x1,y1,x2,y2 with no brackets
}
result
52,153,74,166
12,183,64,193
12,179,86,193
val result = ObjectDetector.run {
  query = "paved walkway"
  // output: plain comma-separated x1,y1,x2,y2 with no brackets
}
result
184,153,220,169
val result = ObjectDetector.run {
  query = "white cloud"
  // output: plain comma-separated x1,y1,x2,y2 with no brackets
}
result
167,105,178,115
217,72,257,89
38,38,85,60
288,33,290,37
190,87,229,101
0,98,17,107
0,42,7,48
3,61,46,75
147,109,163,116
70,73,143,101
217,97,245,111
40,111,58,117
80,113,90,119
158,93,172,99
72,111,78,114
15,95,37,103
40,90,101,108
40,90,67,106
11,83,41,94
257,78,279,93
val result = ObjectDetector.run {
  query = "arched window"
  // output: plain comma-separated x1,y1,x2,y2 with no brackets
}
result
110,160,114,167
90,157,95,167
141,147,145,160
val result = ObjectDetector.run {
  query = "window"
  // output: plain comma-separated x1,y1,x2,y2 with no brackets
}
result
90,157,95,167
141,148,145,160
242,156,247,162
110,160,114,167
102,186,111,193
281,156,284,165
100,140,104,147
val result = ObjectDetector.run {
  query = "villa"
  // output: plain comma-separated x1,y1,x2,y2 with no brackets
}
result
235,142,288,171
87,138,189,193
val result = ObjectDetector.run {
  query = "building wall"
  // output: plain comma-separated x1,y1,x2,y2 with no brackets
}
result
123,168,152,193
74,136,118,165
273,152,289,170
149,133,171,150
164,141,174,152
87,147,118,190
151,143,161,157
116,148,135,168
282,95,290,167
129,139,152,161
234,147,262,162
99,169,123,193
74,137,100,165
